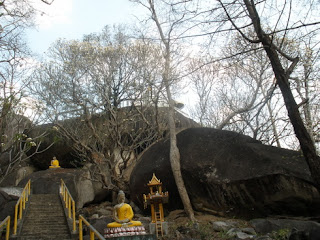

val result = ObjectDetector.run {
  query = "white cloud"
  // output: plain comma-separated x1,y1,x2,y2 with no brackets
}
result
32,0,73,30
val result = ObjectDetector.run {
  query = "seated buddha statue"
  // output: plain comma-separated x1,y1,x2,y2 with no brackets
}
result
49,157,60,168
107,190,142,228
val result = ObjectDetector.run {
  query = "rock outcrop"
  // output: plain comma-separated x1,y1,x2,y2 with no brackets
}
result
18,168,111,209
130,128,320,218
0,165,37,187
0,190,18,221
250,218,320,235
24,123,77,170
26,108,198,170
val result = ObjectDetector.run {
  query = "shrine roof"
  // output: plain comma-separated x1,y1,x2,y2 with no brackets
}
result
147,173,162,186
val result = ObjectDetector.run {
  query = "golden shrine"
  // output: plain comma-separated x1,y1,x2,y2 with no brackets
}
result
143,173,169,237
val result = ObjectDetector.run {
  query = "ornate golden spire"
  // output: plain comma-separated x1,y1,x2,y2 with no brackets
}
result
148,173,161,186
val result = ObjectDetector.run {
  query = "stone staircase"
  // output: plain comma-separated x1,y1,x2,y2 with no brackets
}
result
16,194,71,240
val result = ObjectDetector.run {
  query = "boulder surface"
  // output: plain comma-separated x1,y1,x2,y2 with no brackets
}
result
18,168,111,209
130,128,320,218
0,190,18,221
26,109,199,170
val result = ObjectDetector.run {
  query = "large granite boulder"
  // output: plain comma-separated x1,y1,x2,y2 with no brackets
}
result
26,108,198,170
130,128,320,218
18,168,112,209
0,161,37,187
0,152,37,188
0,190,18,222
250,218,320,235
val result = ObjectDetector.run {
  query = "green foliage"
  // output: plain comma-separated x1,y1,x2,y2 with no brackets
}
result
271,228,290,240
197,223,217,240
217,229,233,239
53,135,61,144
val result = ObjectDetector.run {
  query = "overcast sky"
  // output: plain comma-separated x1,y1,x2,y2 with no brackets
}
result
27,0,144,55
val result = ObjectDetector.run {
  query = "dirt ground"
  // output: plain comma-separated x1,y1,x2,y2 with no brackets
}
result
160,209,251,240
83,203,253,240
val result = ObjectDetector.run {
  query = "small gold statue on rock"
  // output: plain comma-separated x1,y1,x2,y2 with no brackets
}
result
49,156,60,169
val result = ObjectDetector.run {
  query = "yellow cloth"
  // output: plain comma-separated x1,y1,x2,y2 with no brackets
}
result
107,203,142,228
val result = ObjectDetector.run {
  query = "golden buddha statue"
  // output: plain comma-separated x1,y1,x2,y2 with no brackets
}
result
107,190,142,228
49,157,61,168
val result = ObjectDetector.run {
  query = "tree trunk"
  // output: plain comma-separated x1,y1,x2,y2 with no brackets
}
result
165,75,196,222
244,0,320,189
266,51,320,188
261,86,281,147
145,0,196,221
163,45,196,222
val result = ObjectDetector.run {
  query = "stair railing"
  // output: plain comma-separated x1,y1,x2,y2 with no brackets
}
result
79,215,106,240
60,179,106,239
13,179,31,235
60,179,77,233
0,216,10,240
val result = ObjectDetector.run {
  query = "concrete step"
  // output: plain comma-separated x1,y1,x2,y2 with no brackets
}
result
24,217,66,221
25,210,65,214
25,212,65,217
28,204,63,208
20,228,70,234
20,230,70,235
26,210,65,215
20,223,69,228
21,220,69,230
28,194,60,200
18,234,71,240
22,219,68,224
21,221,68,227
21,224,70,233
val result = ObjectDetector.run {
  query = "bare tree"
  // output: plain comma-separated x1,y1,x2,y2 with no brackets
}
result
224,0,320,188
0,0,54,184
132,0,196,221
291,39,320,152
187,0,320,187
158,0,320,186
188,58,219,127
188,32,288,147
30,26,169,190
